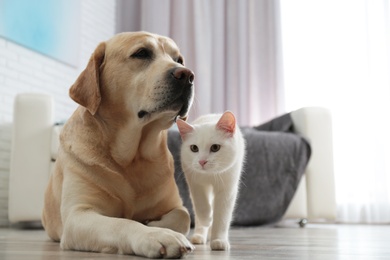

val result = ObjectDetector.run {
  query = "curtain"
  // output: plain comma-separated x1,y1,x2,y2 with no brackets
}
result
281,0,390,223
116,0,284,126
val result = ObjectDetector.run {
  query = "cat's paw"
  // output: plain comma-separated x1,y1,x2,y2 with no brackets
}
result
210,239,230,251
190,234,206,244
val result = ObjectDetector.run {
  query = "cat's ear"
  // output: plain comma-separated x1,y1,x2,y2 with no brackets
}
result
177,119,194,140
217,111,236,137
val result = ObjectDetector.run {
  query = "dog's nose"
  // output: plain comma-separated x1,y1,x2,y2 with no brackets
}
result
172,68,195,84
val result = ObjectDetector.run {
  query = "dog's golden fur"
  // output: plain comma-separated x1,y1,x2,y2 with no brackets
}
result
42,32,194,258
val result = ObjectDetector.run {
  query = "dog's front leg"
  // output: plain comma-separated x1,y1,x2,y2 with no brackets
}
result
61,210,194,258
147,206,191,236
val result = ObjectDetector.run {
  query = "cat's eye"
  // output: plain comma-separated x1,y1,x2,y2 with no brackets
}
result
210,144,221,152
190,145,199,153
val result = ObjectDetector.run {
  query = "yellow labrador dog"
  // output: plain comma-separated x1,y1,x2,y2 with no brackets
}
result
42,31,195,258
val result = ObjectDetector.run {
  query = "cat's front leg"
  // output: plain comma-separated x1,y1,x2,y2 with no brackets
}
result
191,215,210,244
209,190,237,251
188,184,213,245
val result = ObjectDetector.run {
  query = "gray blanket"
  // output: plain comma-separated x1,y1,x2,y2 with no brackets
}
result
168,113,311,226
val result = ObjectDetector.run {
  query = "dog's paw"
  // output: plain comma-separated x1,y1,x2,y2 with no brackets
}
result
210,239,230,251
147,208,191,236
134,227,194,258
190,233,206,245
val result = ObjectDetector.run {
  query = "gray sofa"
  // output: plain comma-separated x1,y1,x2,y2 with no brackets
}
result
8,93,337,226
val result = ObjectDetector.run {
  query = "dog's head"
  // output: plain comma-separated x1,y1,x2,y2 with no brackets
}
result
69,31,194,127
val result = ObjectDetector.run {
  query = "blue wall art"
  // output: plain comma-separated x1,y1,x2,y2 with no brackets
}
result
0,0,80,67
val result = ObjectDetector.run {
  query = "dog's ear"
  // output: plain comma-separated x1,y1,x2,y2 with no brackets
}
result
69,42,106,115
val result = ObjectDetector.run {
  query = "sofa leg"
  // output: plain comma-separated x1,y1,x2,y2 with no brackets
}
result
299,218,308,228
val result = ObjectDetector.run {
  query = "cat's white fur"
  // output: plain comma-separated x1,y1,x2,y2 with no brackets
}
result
177,111,245,251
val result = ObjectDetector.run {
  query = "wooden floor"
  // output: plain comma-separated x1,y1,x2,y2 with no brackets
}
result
1,223,390,259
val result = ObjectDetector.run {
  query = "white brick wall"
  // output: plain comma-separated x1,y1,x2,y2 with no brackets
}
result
0,0,117,226
0,124,12,226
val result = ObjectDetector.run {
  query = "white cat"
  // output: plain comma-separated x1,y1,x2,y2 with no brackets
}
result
177,111,246,251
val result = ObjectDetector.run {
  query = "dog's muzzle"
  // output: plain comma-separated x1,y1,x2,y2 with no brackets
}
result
138,67,194,119
171,67,194,117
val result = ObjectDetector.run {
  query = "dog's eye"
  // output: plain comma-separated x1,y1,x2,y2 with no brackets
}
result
190,145,199,153
176,57,184,65
131,48,152,59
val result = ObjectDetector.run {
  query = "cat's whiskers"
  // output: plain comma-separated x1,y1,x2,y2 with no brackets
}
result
187,95,200,119
187,163,199,183
218,172,226,188
175,167,187,183
238,170,248,188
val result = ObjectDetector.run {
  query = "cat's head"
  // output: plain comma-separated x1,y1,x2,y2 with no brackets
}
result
177,111,237,174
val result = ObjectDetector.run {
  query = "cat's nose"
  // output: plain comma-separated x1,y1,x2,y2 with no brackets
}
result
199,160,208,167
